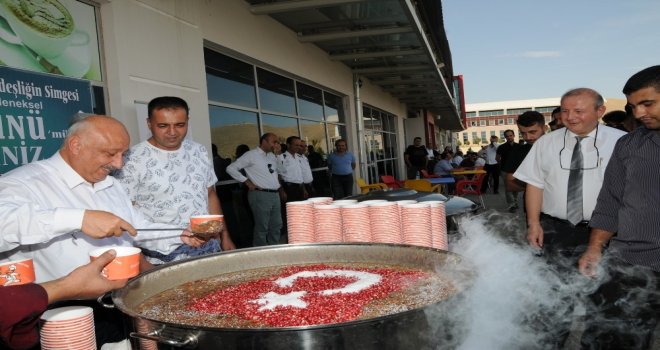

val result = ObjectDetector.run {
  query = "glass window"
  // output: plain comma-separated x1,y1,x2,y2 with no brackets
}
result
361,105,398,181
380,112,391,132
490,130,496,137
205,49,256,108
364,111,382,131
462,133,468,143
479,120,486,126
262,114,298,139
499,130,505,139
258,68,295,115
371,132,385,160
209,106,258,158
327,123,347,147
498,119,504,125
296,82,324,121
507,107,532,115
480,110,504,117
470,121,477,127
384,133,397,159
466,111,477,117
300,119,328,155
471,131,477,141
508,118,514,124
481,131,487,142
536,106,559,113
489,120,496,126
325,92,345,123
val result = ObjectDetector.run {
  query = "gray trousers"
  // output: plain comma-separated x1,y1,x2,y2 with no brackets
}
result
247,190,282,246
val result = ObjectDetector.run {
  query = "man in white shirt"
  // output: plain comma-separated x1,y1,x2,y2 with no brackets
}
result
117,96,235,264
277,136,307,202
481,135,500,194
298,140,314,197
0,114,197,345
226,133,283,246
514,88,626,348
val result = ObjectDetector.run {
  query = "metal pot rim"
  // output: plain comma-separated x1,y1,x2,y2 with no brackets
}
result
113,243,474,331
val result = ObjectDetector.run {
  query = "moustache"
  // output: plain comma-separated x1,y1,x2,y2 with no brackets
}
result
102,165,120,173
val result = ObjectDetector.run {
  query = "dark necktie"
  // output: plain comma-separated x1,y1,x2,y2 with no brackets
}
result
567,136,586,225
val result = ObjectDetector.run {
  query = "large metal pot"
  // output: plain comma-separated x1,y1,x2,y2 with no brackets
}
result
112,243,474,349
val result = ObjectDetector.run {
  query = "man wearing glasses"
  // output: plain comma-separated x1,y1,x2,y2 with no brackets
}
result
578,65,660,349
227,133,283,247
513,88,626,347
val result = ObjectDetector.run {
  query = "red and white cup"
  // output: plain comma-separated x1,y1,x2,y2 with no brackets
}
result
0,258,35,286
89,246,141,280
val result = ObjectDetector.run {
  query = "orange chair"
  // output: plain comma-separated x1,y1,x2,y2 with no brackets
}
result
403,179,442,193
356,178,388,194
455,173,486,209
381,175,405,189
420,169,440,178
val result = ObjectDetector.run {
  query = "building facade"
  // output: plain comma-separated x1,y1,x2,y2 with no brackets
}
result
0,0,463,184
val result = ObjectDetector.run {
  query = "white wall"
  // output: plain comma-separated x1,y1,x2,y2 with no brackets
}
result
404,118,425,147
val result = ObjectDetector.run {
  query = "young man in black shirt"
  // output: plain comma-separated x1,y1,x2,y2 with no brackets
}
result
404,137,428,179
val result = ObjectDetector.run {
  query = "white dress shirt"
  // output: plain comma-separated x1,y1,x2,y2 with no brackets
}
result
485,144,499,165
277,151,304,184
226,147,280,190
514,125,626,220
300,154,313,184
0,153,182,282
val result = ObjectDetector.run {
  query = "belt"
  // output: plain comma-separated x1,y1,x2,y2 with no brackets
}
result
254,188,279,193
283,182,303,187
541,213,589,227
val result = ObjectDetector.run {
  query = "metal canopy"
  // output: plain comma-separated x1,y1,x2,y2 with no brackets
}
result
246,0,464,131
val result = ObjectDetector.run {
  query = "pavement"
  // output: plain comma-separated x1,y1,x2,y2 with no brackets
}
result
456,184,660,350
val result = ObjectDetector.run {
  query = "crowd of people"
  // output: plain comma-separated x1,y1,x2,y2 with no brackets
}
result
0,64,658,349
401,66,660,349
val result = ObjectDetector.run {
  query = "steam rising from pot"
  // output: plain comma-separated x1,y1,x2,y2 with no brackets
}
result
437,212,607,350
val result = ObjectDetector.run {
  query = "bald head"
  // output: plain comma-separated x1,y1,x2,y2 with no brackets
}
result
61,115,130,184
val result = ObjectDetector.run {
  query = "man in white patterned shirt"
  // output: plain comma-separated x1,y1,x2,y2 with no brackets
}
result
117,96,235,264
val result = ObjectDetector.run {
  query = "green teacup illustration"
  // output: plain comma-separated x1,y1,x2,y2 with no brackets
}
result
1,0,76,58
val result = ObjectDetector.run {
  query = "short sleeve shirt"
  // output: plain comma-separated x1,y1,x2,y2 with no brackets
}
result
117,139,217,227
405,145,427,167
514,126,626,220
327,152,355,175
501,144,531,173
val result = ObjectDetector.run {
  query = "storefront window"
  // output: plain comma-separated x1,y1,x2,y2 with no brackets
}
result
205,48,346,201
297,82,324,121
258,68,295,115
262,114,298,142
324,92,345,123
205,50,256,108
208,106,258,159
300,119,328,155
362,105,399,182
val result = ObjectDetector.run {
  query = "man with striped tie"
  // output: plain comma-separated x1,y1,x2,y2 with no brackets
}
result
578,65,660,350
514,87,626,348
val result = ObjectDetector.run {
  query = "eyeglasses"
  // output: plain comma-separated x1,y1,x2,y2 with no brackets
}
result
559,126,600,170
267,163,274,174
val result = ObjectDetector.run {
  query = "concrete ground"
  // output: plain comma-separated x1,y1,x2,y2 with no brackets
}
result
456,185,660,350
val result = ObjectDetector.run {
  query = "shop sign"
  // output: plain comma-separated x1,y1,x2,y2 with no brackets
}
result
0,65,92,174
